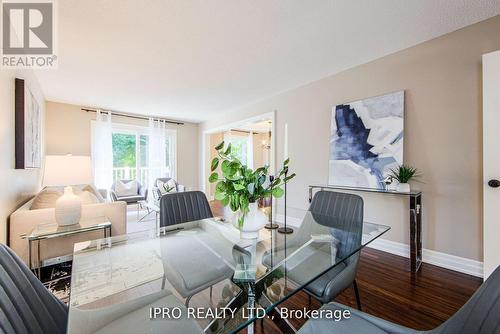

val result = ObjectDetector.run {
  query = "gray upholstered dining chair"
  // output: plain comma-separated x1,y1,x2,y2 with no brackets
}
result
0,243,203,334
0,243,68,334
159,190,213,228
298,265,500,334
303,191,364,309
158,191,233,306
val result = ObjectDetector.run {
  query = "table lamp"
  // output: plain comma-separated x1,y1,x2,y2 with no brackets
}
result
42,155,93,226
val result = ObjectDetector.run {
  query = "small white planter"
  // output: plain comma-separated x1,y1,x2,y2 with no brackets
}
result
233,202,267,239
396,183,411,193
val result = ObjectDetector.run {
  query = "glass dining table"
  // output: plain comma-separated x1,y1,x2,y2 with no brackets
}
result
67,207,389,334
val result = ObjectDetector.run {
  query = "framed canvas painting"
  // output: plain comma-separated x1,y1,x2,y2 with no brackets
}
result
15,78,42,169
329,91,404,190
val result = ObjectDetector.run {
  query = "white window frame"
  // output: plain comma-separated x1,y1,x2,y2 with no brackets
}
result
92,121,177,182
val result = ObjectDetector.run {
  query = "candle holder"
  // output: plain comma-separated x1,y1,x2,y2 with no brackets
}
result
278,166,293,234
265,175,279,229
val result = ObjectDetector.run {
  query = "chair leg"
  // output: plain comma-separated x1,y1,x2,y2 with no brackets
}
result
210,285,213,300
185,295,192,307
161,275,166,289
353,280,362,311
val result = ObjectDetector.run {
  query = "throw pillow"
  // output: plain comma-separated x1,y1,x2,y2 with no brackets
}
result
158,179,177,195
31,189,63,210
82,185,106,203
115,180,138,197
77,191,100,205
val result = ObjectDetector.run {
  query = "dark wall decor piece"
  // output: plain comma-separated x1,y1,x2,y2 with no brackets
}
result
15,78,42,169
329,91,404,190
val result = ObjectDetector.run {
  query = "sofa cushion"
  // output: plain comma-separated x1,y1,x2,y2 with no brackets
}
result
81,184,106,203
30,189,63,210
30,185,104,210
77,191,100,205
115,180,138,197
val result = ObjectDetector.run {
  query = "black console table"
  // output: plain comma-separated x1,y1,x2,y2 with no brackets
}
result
309,184,422,273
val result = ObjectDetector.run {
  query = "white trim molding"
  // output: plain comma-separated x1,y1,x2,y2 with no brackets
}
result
365,238,484,278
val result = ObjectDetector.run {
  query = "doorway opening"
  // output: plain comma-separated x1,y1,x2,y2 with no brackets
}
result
202,112,275,200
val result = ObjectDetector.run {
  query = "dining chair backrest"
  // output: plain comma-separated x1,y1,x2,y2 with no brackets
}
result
309,190,364,259
0,244,68,334
159,191,213,227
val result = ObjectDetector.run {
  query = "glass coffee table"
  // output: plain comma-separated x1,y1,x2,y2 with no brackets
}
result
21,217,111,278
68,208,389,333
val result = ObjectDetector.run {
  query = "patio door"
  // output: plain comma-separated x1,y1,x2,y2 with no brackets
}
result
483,50,500,279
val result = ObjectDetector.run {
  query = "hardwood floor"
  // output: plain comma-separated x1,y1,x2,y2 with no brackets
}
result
209,201,482,333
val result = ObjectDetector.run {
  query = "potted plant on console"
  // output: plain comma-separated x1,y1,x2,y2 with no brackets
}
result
389,164,421,192
209,141,295,239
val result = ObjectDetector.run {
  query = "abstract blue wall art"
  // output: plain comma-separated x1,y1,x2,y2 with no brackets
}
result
329,91,404,190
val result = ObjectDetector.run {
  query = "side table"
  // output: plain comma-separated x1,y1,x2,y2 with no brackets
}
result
21,217,111,278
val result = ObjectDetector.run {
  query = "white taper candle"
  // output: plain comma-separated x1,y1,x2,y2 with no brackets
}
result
284,123,288,162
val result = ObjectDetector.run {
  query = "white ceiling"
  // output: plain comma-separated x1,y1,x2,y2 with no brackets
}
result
36,0,500,123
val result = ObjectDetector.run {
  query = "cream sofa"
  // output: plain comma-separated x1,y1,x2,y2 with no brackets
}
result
9,195,127,266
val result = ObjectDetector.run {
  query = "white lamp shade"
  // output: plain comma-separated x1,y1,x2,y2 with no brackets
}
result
43,155,93,187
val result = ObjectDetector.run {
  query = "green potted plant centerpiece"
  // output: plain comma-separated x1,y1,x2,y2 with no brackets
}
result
389,164,421,192
209,141,295,239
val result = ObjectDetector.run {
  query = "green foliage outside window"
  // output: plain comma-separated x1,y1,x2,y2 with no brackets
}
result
112,132,173,171
112,133,136,168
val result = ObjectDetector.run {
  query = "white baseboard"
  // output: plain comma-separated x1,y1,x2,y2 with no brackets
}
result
366,238,484,278
264,212,483,278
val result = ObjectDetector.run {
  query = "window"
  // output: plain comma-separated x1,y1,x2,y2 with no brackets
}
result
227,136,248,165
224,132,252,167
109,124,176,186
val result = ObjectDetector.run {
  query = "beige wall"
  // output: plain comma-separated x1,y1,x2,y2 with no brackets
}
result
201,16,500,261
0,70,45,244
45,101,199,189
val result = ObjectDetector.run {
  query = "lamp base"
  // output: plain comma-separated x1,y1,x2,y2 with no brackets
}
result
55,186,82,226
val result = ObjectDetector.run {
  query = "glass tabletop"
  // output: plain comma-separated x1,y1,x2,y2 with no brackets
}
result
67,207,389,333
20,217,111,241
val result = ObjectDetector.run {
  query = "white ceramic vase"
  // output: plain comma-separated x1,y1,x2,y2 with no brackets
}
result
233,202,268,239
55,186,82,226
396,183,411,193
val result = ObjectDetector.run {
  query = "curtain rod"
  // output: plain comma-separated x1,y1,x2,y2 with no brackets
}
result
230,129,270,134
81,108,184,125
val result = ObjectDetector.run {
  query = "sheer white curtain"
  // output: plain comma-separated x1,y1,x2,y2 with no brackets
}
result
147,118,167,192
91,110,113,190
247,131,254,169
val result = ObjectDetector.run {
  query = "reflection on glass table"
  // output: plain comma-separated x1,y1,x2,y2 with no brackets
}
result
67,207,389,334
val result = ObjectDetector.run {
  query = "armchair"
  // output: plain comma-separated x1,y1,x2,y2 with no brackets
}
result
110,180,148,204
152,177,185,201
